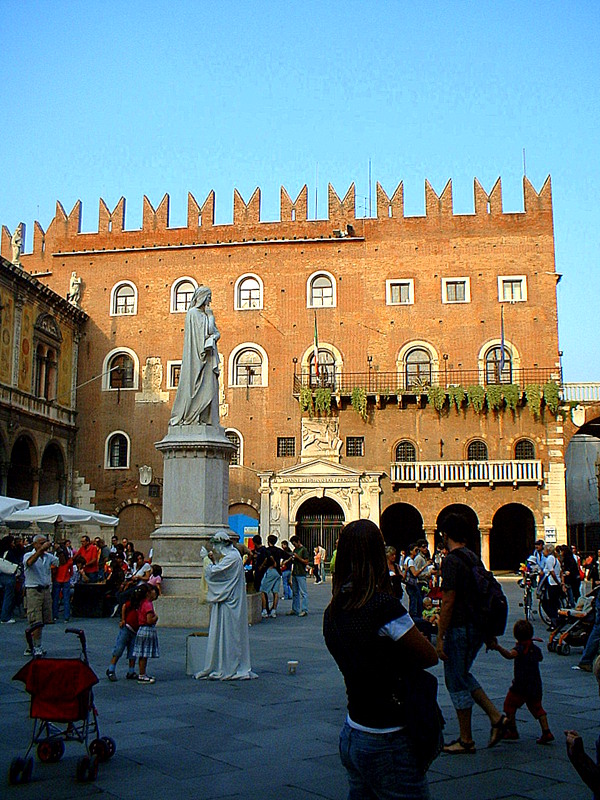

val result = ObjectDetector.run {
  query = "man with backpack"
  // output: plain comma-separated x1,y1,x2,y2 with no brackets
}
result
436,513,508,754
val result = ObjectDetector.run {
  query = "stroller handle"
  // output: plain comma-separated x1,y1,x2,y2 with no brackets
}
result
65,628,87,650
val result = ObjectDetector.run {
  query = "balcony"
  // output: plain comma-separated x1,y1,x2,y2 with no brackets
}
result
293,367,561,397
0,383,77,428
562,383,600,403
390,459,543,488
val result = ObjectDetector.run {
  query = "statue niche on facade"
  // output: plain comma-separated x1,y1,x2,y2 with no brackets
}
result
170,286,220,427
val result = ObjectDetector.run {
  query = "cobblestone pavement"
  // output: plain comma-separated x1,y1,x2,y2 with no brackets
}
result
0,577,598,799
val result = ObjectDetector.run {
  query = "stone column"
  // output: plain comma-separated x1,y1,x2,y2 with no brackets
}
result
280,487,291,541
479,524,492,569
259,474,272,539
424,526,437,555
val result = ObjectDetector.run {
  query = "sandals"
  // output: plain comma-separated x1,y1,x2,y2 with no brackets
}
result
488,715,508,748
443,738,476,754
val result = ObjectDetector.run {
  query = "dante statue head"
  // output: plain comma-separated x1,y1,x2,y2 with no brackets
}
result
190,286,212,309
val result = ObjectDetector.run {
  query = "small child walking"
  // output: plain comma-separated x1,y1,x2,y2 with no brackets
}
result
489,619,554,744
132,584,160,684
106,586,143,681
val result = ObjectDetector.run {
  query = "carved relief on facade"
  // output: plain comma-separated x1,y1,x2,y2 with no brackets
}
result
300,418,342,463
135,357,169,404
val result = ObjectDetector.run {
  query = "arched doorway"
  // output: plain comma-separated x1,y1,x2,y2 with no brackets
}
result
117,504,156,550
490,504,536,571
7,435,36,502
437,504,481,557
229,502,259,545
380,503,424,554
295,497,344,561
39,443,65,504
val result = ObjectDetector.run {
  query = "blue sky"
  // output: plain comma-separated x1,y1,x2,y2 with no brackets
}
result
1,0,598,381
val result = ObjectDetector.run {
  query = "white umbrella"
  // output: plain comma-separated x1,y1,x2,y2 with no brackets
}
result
0,495,30,522
5,502,118,527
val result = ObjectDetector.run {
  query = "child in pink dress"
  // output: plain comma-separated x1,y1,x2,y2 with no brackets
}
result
132,584,159,683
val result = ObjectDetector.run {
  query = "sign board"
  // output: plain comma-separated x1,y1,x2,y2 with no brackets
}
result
544,526,557,544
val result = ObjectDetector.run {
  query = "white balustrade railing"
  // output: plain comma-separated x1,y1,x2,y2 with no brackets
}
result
0,384,77,427
390,459,542,486
562,383,600,403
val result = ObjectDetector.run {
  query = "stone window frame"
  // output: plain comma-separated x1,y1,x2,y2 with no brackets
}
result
441,276,471,304
498,275,528,303
394,440,417,462
101,347,140,391
228,342,269,388
396,340,439,390
166,360,182,390
105,430,131,470
386,278,415,306
225,428,243,466
514,438,535,460
277,436,296,457
467,439,489,461
170,276,198,313
477,339,521,386
307,270,337,309
234,273,264,311
346,436,365,457
110,280,138,316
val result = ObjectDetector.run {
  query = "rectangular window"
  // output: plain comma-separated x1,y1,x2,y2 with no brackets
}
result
498,275,527,302
346,436,365,457
277,437,296,457
167,361,182,389
442,277,470,304
386,279,414,305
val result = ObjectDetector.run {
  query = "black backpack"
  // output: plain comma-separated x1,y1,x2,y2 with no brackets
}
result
452,548,508,638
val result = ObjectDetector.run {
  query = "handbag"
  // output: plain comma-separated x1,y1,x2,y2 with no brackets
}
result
0,554,18,576
535,575,548,600
395,668,445,772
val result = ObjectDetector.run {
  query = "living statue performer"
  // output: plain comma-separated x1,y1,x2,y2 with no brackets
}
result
170,286,220,427
194,531,257,681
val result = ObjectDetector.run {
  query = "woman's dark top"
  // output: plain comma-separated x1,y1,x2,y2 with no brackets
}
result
323,592,411,729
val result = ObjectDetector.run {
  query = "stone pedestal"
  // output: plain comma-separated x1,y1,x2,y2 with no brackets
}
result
151,423,235,627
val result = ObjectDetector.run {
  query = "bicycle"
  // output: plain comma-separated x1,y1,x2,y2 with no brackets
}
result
518,569,536,622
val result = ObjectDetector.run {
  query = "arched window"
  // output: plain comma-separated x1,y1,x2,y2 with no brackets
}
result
111,281,137,316
395,441,416,462
171,277,198,313
106,432,130,469
485,346,512,384
225,429,243,466
233,348,263,386
309,349,336,389
405,348,432,389
467,440,488,461
108,353,135,389
235,275,263,310
34,344,58,400
515,439,535,460
307,272,336,308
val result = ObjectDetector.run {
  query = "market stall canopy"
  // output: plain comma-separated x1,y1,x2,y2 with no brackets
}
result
0,496,30,522
5,503,118,527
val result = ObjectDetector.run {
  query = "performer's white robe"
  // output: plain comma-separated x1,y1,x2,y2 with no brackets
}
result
195,547,257,680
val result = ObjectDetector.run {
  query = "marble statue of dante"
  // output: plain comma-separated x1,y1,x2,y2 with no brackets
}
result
194,531,257,681
170,286,220,426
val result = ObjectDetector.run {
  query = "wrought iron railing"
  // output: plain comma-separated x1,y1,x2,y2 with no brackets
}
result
293,367,561,396
390,459,543,486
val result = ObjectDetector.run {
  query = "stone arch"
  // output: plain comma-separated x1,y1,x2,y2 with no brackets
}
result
380,502,424,554
295,496,345,560
289,488,352,524
39,440,66,504
115,500,158,548
7,434,38,502
490,503,537,571
228,502,259,542
437,504,481,557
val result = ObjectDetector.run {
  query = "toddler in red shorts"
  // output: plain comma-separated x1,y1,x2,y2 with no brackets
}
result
489,619,554,744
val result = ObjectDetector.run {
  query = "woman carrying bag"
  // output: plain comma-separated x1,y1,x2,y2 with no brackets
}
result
323,519,440,800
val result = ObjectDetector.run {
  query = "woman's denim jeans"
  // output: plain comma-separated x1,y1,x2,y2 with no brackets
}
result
339,721,430,799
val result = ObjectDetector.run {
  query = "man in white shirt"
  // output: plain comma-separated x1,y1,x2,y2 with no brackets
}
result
23,535,59,656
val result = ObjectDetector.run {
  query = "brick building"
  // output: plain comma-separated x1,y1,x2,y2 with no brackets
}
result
1,176,565,569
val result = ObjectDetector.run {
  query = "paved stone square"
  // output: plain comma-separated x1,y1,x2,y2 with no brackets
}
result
0,578,598,799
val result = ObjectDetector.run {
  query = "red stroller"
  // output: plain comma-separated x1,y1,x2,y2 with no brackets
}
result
9,624,116,785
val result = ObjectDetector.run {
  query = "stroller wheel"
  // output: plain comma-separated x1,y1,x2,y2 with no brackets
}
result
547,640,557,652
37,740,55,763
89,738,108,761
8,757,25,785
561,643,571,656
101,736,116,759
51,740,65,762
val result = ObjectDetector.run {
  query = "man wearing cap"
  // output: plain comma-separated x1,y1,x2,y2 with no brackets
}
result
195,531,257,681
531,540,546,576
23,535,59,656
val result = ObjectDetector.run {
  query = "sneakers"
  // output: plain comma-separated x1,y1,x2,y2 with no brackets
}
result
286,611,297,616
572,663,593,672
126,671,138,680
32,646,46,657
298,611,308,617
261,609,268,618
106,669,118,682
0,618,16,624
138,674,156,684
537,731,555,745
269,610,277,618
